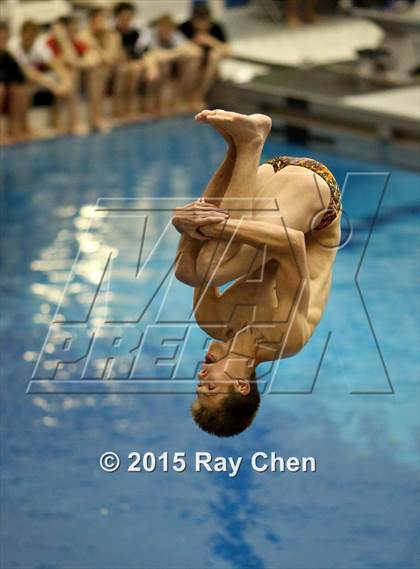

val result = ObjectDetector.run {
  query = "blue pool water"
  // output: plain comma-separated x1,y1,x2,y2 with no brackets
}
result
1,118,419,569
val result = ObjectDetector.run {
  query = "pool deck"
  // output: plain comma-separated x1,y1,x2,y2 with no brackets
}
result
343,85,420,121
214,6,419,169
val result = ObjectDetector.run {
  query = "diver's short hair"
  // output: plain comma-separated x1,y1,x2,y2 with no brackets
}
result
191,371,260,437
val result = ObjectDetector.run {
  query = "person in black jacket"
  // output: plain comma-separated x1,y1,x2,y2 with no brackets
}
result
113,2,159,118
179,3,231,105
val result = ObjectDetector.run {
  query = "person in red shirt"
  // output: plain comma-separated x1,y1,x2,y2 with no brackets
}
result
77,8,123,132
47,17,91,64
47,16,98,134
8,20,76,138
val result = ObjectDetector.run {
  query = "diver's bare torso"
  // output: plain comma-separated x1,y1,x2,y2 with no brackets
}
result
193,165,341,359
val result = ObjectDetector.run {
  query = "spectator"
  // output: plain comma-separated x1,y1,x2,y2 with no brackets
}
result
48,16,95,69
114,1,144,60
0,21,26,143
8,20,74,137
179,3,231,105
145,14,202,115
113,2,159,119
77,8,123,131
47,16,96,135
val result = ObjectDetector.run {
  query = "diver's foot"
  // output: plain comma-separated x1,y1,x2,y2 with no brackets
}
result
195,109,229,143
196,109,271,147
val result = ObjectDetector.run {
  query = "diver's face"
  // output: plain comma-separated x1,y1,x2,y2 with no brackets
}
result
196,356,232,409
195,341,251,409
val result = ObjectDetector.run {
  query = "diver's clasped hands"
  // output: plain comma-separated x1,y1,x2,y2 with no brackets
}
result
172,198,229,241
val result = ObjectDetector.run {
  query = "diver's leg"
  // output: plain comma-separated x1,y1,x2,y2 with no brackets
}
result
196,109,274,203
197,124,236,203
195,110,272,283
204,110,271,210
188,112,249,283
174,119,236,284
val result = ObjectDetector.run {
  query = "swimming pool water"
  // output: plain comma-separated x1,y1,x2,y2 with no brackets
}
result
1,118,419,569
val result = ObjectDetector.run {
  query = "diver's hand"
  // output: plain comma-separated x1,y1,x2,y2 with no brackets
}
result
172,199,229,241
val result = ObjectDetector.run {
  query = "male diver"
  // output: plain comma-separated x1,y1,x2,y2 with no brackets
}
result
172,110,341,437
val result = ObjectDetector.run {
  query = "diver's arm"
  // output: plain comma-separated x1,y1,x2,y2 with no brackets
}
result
198,217,298,253
173,201,228,286
199,218,310,317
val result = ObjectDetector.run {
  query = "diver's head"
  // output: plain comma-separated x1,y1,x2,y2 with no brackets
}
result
191,339,260,437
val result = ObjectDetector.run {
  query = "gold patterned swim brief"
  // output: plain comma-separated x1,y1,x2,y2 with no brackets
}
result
265,156,341,231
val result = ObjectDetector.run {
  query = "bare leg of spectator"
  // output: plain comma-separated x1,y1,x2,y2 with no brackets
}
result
158,61,175,116
8,85,27,140
286,0,301,26
302,0,318,23
112,64,130,118
50,96,61,132
0,83,7,144
67,70,86,135
143,76,160,116
142,54,160,116
86,64,111,132
19,83,35,139
127,61,144,118
150,51,180,116
197,48,223,105
177,44,203,112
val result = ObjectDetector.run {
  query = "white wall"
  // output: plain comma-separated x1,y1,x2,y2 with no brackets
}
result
4,0,71,34
3,0,226,32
